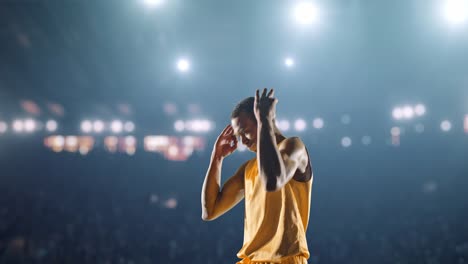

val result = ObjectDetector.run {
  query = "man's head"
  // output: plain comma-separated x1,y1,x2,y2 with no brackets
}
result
230,97,258,152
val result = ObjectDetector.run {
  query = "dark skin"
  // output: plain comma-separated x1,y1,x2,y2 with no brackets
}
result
201,88,311,221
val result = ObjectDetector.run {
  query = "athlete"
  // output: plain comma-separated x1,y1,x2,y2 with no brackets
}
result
201,88,313,264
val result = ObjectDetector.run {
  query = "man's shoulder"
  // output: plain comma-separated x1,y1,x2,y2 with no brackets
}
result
279,136,307,155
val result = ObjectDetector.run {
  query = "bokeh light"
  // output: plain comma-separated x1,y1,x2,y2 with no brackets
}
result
442,0,468,25
177,58,190,72
341,137,352,148
93,120,105,133
293,2,320,25
12,119,24,133
440,120,452,132
110,120,123,134
312,118,324,129
294,119,307,132
0,122,7,133
285,57,295,67
46,120,58,132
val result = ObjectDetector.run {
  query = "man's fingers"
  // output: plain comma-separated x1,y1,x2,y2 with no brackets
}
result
221,124,232,135
255,89,259,101
261,88,267,98
267,89,274,98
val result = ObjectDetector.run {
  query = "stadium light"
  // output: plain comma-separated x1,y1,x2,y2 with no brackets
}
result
294,119,307,131
440,120,452,132
442,0,468,25
392,107,403,120
12,119,24,133
402,106,415,119
177,58,190,72
144,0,164,8
93,120,105,133
285,57,295,67
341,137,352,148
293,2,320,25
110,120,123,134
185,119,212,133
0,122,7,133
81,120,93,133
46,120,58,132
174,120,185,132
24,119,36,133
414,104,426,116
168,145,179,157
312,118,324,129
124,121,135,133
276,119,290,131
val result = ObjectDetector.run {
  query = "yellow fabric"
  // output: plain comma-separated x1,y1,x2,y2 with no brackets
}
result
236,156,313,264
236,254,308,264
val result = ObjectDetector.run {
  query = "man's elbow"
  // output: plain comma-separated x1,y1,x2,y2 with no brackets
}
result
265,176,283,192
201,211,216,221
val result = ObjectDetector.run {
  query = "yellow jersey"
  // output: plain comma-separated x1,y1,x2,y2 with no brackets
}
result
237,148,313,263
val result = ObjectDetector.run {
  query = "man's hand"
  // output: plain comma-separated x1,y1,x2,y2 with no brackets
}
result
254,88,278,123
213,124,238,159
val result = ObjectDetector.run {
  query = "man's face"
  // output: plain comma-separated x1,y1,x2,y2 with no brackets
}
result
231,112,258,152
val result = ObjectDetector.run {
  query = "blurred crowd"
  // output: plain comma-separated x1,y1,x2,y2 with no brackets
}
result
0,137,467,264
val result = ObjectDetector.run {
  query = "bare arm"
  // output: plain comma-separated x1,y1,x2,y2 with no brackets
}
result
258,131,307,191
201,155,246,221
201,124,246,221
255,89,308,191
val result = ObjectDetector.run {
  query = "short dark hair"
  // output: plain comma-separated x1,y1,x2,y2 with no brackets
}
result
231,97,256,122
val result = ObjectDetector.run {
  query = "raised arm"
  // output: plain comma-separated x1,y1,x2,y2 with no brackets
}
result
201,124,246,221
254,88,309,192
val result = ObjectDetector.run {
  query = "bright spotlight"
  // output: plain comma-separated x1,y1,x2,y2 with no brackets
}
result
294,119,307,131
81,120,92,133
341,137,352,148
312,118,324,129
125,136,137,146
46,120,58,132
185,119,212,133
93,120,105,133
285,57,295,67
24,119,36,132
110,120,123,134
174,120,185,132
402,106,415,119
276,119,290,131
168,145,179,157
440,120,452,132
392,107,403,120
442,0,468,25
414,104,426,116
144,0,164,8
51,135,65,151
65,136,78,148
0,122,8,133
124,121,135,133
294,2,320,25
12,120,24,132
177,58,190,72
